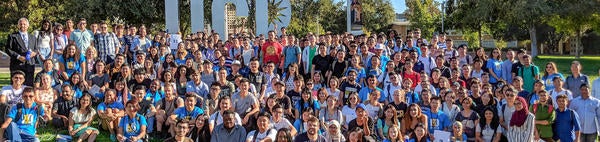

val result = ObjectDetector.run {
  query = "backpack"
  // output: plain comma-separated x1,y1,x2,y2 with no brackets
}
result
14,103,43,123
552,109,576,140
0,103,11,124
252,129,274,142
519,65,536,78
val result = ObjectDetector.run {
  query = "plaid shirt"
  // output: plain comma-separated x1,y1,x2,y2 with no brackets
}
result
94,32,120,61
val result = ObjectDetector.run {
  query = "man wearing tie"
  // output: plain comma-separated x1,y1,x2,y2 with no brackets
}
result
5,18,37,86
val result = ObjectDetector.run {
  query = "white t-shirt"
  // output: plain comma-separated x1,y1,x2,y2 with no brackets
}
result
271,118,293,131
169,34,182,50
341,106,357,125
246,129,277,142
1,85,26,106
209,111,242,126
550,89,573,108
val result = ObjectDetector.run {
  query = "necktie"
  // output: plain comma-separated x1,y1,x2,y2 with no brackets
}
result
22,34,28,49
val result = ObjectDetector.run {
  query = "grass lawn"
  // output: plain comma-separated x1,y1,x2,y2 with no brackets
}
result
0,55,599,141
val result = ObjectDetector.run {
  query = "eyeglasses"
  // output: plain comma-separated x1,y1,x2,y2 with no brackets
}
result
23,95,34,98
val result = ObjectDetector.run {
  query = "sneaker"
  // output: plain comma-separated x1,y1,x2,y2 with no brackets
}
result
110,134,116,142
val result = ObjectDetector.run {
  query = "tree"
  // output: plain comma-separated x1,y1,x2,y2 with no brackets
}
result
546,0,600,58
446,0,507,48
405,0,440,39
287,0,321,37
318,0,346,34
503,0,551,57
268,0,287,30
361,0,395,34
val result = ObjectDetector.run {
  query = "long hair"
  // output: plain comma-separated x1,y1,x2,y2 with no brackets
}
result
479,107,500,131
284,63,299,81
191,115,211,141
39,19,52,36
63,44,82,62
174,65,189,80
69,72,86,91
383,104,400,126
275,128,293,142
78,92,94,118
543,62,558,78
91,59,106,74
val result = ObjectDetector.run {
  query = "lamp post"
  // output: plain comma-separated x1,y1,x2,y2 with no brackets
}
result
441,0,446,33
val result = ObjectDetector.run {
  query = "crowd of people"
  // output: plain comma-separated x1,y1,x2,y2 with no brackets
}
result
2,17,600,142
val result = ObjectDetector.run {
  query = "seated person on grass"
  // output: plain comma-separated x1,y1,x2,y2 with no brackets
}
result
117,100,147,142
52,84,78,129
168,94,205,137
68,93,99,142
155,85,184,138
0,86,51,142
97,89,125,141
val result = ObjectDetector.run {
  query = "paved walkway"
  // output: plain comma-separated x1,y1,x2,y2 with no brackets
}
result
0,67,42,74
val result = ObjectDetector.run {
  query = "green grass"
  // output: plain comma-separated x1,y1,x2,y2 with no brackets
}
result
2,55,600,141
534,55,599,85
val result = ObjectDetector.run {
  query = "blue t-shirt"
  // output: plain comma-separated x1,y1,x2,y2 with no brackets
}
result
541,73,564,91
424,111,452,134
97,101,125,112
145,90,164,105
554,109,580,142
173,107,205,122
58,53,86,77
358,87,384,103
7,103,45,135
283,46,301,68
294,99,320,114
119,114,147,138
486,59,503,84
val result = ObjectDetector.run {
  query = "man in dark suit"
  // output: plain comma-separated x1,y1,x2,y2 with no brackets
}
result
4,18,38,86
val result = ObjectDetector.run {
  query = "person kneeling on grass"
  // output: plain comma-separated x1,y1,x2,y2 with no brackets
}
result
117,100,147,142
168,94,205,136
97,89,125,141
68,92,99,142
0,86,51,142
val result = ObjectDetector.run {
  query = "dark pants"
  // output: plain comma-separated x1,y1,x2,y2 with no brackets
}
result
581,133,598,142
10,62,34,86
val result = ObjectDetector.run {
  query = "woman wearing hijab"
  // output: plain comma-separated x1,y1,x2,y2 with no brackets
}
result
505,97,535,142
323,120,346,142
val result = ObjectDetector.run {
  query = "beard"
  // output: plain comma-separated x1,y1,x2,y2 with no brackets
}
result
308,128,316,135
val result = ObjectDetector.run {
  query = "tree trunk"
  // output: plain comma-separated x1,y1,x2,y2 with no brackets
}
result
575,28,581,59
529,24,538,57
478,25,483,48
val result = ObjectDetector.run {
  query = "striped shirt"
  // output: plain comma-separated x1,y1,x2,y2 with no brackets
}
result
506,113,535,142
94,33,119,62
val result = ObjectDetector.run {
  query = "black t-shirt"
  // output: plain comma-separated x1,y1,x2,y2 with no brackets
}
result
128,78,151,90
391,101,408,119
312,55,333,73
330,60,349,78
511,62,524,76
247,71,267,92
339,81,361,105
53,97,78,117
287,90,302,108
348,118,376,138
137,99,153,115
276,95,292,110
293,133,327,142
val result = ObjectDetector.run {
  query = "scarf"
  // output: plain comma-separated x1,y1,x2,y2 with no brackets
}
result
510,97,529,127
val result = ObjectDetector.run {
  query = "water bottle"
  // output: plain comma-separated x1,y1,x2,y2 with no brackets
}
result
404,135,410,142
25,50,31,61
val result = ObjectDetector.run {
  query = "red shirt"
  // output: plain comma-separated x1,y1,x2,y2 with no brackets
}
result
261,41,283,64
403,71,421,89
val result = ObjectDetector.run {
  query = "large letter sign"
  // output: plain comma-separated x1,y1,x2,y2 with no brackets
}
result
165,0,291,39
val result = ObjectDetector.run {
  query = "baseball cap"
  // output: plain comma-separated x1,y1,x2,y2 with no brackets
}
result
232,60,241,66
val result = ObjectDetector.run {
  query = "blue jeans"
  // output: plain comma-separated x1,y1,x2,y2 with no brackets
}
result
146,116,155,133
5,122,40,142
